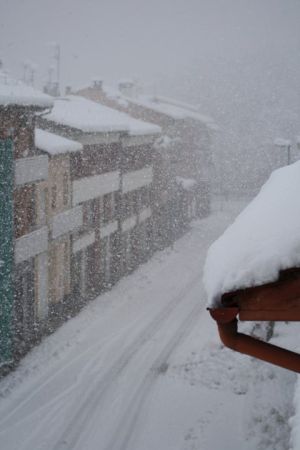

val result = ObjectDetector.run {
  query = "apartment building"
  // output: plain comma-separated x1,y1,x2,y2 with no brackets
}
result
0,71,53,364
38,95,160,305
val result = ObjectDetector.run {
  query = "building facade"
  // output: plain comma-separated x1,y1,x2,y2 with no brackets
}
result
0,71,53,366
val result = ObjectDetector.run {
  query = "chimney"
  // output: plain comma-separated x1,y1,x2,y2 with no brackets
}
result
118,79,137,98
92,79,103,90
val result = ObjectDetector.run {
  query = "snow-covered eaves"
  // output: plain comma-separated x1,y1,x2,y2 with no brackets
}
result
45,96,128,133
35,128,83,155
204,160,300,307
0,71,53,108
45,95,160,137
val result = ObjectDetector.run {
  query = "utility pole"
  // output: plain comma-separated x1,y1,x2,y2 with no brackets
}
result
54,43,60,92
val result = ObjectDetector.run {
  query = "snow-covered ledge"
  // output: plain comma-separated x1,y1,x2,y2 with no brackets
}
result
73,231,95,253
121,215,137,232
122,167,153,193
51,206,83,239
73,171,120,205
100,220,118,239
15,226,48,264
139,207,151,223
15,155,48,186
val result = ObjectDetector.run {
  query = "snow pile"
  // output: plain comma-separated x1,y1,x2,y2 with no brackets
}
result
0,70,53,108
46,95,160,136
35,128,83,155
204,161,300,306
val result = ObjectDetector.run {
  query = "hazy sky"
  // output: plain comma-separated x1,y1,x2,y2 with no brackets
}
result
1,0,300,191
1,0,299,89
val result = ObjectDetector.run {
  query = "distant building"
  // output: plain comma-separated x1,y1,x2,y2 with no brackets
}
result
37,95,160,310
76,81,216,245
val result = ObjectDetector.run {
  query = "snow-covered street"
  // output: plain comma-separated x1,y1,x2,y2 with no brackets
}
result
0,200,296,450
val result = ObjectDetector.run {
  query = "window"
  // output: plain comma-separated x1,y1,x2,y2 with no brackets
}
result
51,185,57,210
104,193,116,223
85,199,98,228
63,173,69,206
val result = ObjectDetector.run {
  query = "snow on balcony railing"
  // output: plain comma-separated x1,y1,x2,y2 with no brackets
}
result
15,226,48,264
73,231,95,253
51,206,83,239
15,155,48,185
122,167,153,193
73,171,120,205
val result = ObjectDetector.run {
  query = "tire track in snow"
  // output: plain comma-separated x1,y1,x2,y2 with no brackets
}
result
52,275,202,450
104,296,202,450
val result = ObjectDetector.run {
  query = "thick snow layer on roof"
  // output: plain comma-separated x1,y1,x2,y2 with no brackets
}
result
204,161,300,307
0,71,53,108
45,95,160,136
127,94,216,126
35,128,83,155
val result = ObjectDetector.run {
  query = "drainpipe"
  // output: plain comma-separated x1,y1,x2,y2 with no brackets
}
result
209,307,300,373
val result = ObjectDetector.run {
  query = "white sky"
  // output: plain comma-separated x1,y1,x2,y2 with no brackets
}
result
1,0,299,88
1,0,300,190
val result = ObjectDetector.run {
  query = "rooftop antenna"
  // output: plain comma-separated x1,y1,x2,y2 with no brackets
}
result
48,65,54,85
28,62,37,87
46,42,61,96
53,43,60,89
22,61,29,84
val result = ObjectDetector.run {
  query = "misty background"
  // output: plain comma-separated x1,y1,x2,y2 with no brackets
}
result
1,0,300,194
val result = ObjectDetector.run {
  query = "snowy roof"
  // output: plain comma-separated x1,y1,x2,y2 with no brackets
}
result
0,70,53,108
126,94,216,126
204,161,300,307
102,85,129,107
35,128,83,155
45,95,160,136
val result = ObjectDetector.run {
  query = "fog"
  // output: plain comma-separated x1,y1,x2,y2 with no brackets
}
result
1,0,300,191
